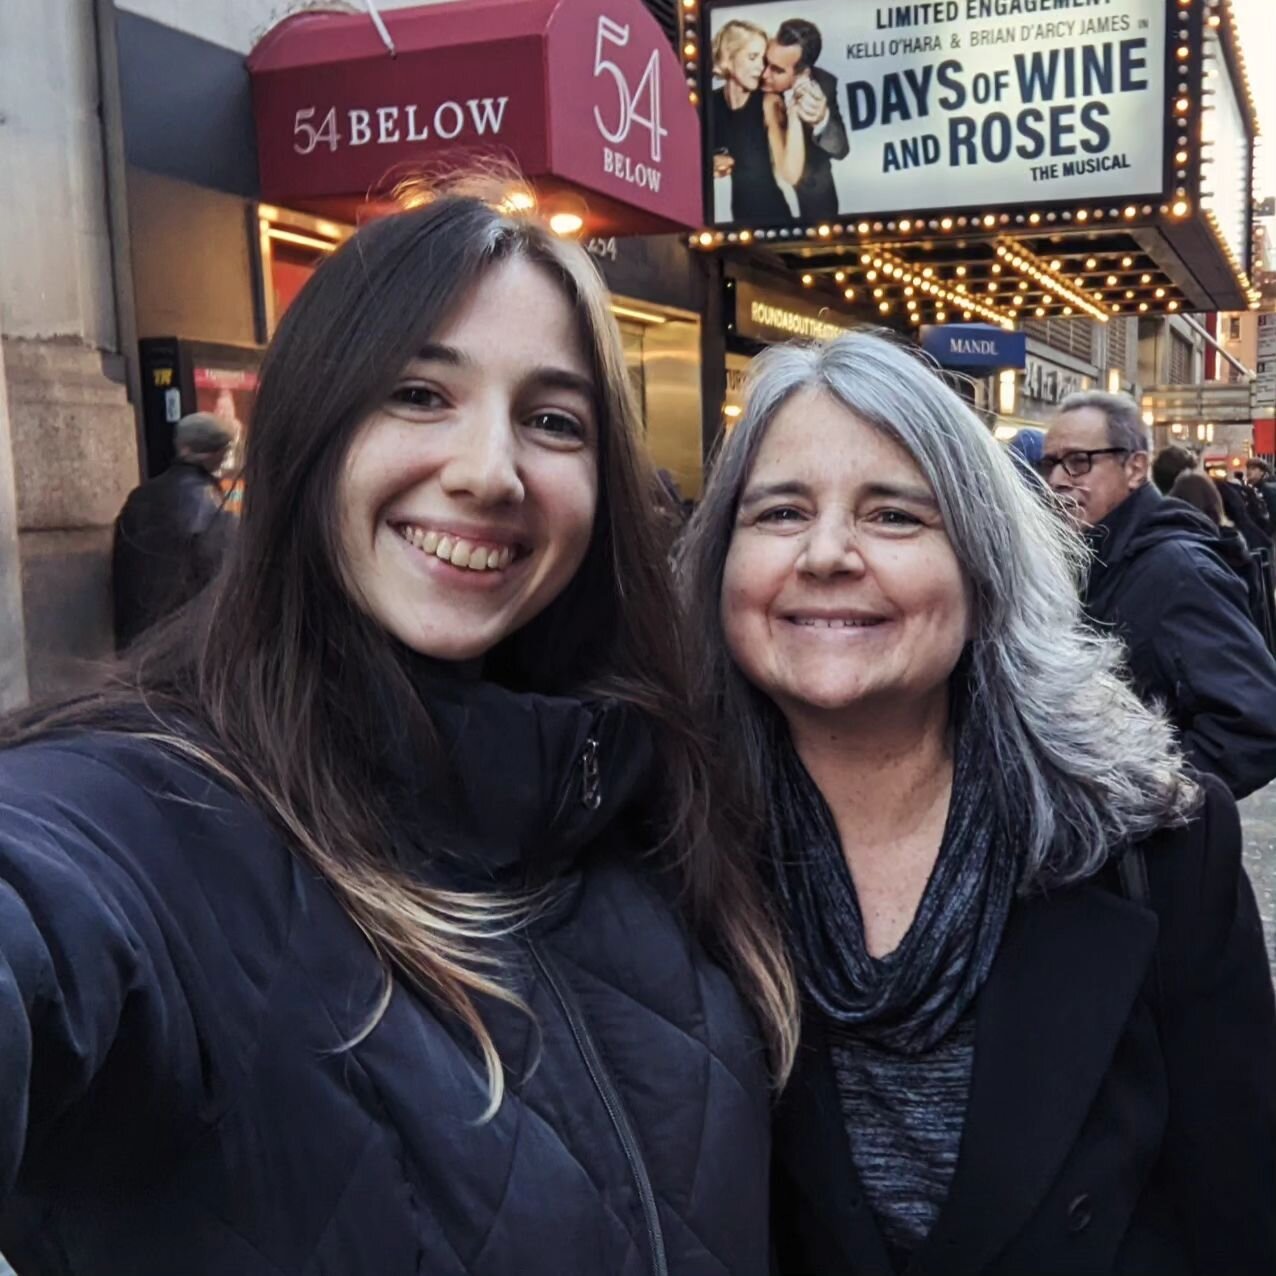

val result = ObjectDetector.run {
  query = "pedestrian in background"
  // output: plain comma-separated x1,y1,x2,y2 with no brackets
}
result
111,410,236,649
1044,390,1276,799
0,196,794,1274
678,332,1276,1274
1246,456,1276,527
1170,471,1253,575
1150,441,1197,494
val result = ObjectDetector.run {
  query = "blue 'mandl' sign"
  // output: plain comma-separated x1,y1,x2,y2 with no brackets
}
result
920,324,1026,372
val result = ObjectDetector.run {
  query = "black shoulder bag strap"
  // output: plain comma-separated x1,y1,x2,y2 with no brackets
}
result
1117,846,1164,1017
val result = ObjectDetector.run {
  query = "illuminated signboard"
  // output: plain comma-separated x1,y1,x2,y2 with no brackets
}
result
1200,25,1250,273
732,277,859,342
705,0,1167,227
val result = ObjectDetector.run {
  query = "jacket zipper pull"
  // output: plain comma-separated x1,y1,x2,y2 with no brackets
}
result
580,736,601,810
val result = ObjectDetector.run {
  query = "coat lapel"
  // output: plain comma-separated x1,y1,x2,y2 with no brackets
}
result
773,1014,895,1276
910,880,1158,1275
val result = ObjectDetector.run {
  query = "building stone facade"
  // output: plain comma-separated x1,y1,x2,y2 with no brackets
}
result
0,0,136,703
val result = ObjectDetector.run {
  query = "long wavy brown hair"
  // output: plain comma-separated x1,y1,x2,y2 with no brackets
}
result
2,195,797,1105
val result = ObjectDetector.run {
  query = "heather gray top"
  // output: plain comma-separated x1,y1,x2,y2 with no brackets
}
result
827,1011,976,1267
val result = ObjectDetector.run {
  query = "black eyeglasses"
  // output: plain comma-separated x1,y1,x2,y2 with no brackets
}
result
1035,447,1130,479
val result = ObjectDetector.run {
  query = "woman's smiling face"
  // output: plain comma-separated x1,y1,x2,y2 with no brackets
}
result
337,258,599,662
721,390,970,728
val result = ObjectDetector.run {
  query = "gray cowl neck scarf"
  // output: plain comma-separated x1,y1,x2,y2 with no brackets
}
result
768,681,1021,1055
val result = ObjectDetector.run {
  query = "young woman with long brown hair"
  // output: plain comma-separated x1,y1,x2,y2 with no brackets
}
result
0,195,795,1275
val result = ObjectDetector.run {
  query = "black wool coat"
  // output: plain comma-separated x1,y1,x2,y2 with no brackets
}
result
0,682,772,1275
772,777,1276,1275
112,462,236,649
1083,483,1276,799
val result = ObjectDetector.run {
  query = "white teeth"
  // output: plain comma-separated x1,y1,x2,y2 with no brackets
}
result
795,617,878,628
397,524,518,572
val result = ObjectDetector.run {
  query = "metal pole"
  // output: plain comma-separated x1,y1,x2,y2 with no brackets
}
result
364,1,397,57
1181,313,1254,379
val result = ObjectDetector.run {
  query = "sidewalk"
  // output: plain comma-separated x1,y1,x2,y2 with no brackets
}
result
1240,780,1276,978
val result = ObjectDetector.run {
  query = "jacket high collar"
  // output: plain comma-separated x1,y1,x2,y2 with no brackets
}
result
379,661,658,887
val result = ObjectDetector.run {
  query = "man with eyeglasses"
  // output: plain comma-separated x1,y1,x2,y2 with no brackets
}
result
1042,390,1276,800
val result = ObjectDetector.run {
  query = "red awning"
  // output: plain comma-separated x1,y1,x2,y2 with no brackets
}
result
248,0,701,234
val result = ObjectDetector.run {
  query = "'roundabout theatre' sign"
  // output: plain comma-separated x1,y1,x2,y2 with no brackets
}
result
704,0,1167,226
249,0,702,232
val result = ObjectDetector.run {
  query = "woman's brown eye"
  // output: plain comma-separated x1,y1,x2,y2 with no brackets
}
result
528,412,585,440
390,385,445,410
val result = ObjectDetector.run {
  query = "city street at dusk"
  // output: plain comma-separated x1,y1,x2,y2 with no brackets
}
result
1,1,1275,1273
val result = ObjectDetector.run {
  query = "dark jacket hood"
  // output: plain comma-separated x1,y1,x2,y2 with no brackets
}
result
1086,483,1223,600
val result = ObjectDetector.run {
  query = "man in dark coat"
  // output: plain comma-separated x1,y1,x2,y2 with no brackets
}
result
112,412,236,649
1246,457,1276,526
761,19,848,222
1044,390,1276,799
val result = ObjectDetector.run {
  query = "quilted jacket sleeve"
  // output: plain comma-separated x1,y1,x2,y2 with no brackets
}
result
0,747,204,1200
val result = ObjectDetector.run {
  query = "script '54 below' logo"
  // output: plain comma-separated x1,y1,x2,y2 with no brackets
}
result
593,14,668,191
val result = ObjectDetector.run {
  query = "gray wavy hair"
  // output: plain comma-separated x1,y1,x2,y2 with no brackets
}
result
677,331,1197,891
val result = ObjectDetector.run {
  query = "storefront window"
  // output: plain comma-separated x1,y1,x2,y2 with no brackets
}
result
257,205,351,336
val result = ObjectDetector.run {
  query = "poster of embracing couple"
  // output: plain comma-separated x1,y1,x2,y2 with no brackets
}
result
710,15,849,226
709,0,1168,231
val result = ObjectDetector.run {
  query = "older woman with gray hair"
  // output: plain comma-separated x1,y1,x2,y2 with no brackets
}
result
677,331,1276,1275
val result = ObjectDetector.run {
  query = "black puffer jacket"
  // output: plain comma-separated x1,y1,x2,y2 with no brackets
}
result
0,682,771,1274
1084,483,1276,799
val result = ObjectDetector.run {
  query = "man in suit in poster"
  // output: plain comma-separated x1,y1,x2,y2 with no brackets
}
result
760,18,848,221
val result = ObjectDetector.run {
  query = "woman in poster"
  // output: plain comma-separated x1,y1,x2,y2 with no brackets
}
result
710,18,804,225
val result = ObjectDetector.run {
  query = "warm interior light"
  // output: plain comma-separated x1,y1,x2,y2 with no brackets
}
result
723,404,741,418
266,227,339,253
549,212,584,236
998,369,1016,415
610,303,668,325
501,189,536,213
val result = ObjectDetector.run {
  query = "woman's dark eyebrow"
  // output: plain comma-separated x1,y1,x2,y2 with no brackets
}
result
413,342,465,366
739,480,812,509
526,367,597,400
410,349,594,402
866,482,938,508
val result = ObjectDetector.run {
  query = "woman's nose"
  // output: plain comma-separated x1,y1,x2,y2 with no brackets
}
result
440,418,525,506
798,519,865,577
